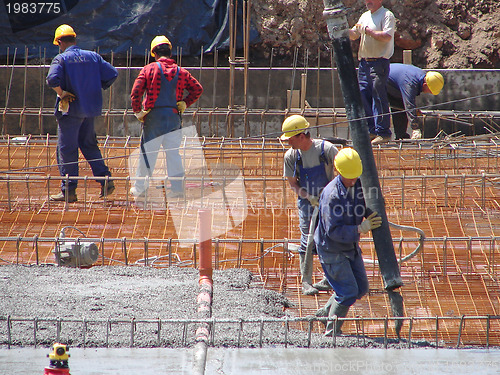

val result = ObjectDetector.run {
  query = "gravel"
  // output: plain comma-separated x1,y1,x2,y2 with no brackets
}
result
0,265,427,349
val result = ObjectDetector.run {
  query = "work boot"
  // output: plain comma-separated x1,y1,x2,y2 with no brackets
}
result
315,306,328,318
299,252,318,296
50,190,77,203
166,190,185,199
302,282,319,296
100,180,115,198
371,135,391,145
411,129,422,139
130,186,146,198
313,277,332,291
324,302,350,337
395,133,410,140
315,295,335,327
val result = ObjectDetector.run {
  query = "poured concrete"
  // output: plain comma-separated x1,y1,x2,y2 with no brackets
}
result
1,347,499,375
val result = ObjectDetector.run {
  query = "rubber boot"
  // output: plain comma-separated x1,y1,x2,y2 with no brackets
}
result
312,276,333,291
315,294,335,319
324,302,350,336
299,252,318,296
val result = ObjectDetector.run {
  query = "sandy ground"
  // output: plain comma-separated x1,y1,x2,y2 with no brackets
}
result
0,265,418,349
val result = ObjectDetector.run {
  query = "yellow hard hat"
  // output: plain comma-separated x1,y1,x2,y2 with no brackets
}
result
150,35,172,56
425,71,444,95
334,147,363,179
280,115,309,140
53,24,76,45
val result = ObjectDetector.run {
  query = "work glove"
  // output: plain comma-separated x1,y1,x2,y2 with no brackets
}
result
358,211,382,234
176,101,187,114
57,91,76,114
306,195,319,207
134,109,151,123
355,24,366,35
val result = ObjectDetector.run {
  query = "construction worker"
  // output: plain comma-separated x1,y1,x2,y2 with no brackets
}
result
349,0,396,145
47,24,118,203
282,115,338,295
130,35,203,199
387,63,444,140
314,148,382,336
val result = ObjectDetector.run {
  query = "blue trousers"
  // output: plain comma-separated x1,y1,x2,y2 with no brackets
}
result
321,247,369,307
56,115,111,192
358,59,391,137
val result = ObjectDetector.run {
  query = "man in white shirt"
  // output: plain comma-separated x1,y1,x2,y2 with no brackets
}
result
349,0,396,145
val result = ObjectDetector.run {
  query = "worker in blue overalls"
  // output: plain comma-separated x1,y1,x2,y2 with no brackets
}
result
387,63,444,140
130,36,203,200
282,115,338,295
314,148,382,336
46,24,118,203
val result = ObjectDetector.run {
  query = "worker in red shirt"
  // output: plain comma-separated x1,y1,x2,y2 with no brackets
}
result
130,35,203,199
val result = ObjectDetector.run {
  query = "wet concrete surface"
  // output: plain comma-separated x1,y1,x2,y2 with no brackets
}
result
2,347,499,374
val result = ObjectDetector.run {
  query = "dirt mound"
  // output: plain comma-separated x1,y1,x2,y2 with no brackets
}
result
250,0,500,68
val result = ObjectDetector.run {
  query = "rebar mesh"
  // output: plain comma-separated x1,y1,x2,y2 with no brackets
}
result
0,137,498,347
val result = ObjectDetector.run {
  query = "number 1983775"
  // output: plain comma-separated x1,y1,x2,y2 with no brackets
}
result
6,2,61,14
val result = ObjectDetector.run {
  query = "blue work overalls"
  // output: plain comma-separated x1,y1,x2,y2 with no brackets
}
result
134,63,184,193
47,46,117,192
296,141,330,253
314,177,369,306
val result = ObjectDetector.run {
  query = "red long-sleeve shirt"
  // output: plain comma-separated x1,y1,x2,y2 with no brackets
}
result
130,57,203,113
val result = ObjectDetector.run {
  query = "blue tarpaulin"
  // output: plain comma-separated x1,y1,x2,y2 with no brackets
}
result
0,0,259,58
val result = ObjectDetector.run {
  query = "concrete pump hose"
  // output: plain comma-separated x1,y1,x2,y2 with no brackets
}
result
364,222,426,265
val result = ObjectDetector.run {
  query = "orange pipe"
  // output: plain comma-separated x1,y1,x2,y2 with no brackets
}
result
198,208,213,283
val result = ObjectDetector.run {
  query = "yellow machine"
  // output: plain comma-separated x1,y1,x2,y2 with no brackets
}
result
45,343,70,373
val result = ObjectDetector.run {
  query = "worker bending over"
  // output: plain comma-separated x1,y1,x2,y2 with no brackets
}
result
387,63,444,140
314,148,382,336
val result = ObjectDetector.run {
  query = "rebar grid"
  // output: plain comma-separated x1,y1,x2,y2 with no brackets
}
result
0,231,498,348
1,314,499,349
0,137,499,213
0,137,498,347
1,135,499,174
0,174,497,213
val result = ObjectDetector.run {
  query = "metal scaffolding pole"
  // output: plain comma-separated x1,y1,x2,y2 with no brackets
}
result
228,0,251,136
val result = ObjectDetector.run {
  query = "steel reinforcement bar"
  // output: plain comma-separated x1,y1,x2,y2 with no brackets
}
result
1,135,499,177
0,236,497,276
0,174,498,211
1,107,500,138
1,315,499,349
